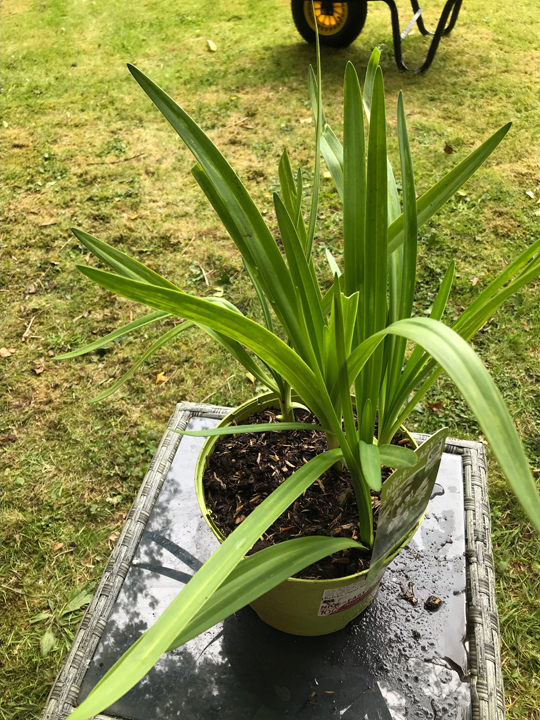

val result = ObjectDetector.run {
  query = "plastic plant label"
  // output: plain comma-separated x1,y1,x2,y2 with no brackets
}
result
367,427,449,587
318,569,386,616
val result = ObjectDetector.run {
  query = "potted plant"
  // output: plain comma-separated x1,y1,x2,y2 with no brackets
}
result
57,44,540,719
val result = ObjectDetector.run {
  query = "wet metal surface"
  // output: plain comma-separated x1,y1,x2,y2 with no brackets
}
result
79,416,470,719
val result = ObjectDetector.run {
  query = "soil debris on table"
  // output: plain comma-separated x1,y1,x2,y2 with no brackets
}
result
424,595,443,612
203,408,409,580
403,581,419,606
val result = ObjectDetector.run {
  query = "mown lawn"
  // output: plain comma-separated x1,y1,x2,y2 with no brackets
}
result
1,0,539,717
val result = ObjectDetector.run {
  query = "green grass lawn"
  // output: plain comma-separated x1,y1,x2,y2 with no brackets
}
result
1,0,539,716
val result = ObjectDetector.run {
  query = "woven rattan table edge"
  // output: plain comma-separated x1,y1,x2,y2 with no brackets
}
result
40,405,505,720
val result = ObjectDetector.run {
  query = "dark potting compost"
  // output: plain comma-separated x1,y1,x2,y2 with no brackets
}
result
70,411,475,720
203,409,407,579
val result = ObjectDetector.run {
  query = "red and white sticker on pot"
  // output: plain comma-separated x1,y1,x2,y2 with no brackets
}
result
318,570,386,616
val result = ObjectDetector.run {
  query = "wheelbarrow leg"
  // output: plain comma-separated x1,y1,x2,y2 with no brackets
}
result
379,0,463,73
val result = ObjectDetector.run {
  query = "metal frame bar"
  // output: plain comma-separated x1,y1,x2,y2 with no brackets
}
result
309,0,463,72
371,0,463,72
41,403,505,720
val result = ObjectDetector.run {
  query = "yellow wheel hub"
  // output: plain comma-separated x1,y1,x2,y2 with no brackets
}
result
304,1,349,36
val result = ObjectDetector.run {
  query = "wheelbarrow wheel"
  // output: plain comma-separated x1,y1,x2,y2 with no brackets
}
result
292,0,367,49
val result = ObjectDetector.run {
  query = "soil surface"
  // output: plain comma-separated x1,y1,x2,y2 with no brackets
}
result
203,408,409,579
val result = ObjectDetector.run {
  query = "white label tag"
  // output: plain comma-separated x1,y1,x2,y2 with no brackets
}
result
366,427,448,587
317,571,384,616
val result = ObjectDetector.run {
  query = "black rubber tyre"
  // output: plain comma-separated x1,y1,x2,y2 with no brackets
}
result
291,0,367,49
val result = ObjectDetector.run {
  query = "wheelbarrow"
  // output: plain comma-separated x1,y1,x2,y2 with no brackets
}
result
291,0,463,72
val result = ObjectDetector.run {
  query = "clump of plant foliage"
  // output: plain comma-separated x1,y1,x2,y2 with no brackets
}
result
58,44,540,717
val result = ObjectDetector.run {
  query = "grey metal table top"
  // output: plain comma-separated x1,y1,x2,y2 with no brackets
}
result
79,415,470,720
41,401,505,720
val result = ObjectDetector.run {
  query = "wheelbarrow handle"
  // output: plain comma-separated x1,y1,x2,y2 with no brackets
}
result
375,0,463,73
412,0,462,37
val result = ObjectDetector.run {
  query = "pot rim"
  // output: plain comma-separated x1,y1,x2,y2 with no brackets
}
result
194,391,423,586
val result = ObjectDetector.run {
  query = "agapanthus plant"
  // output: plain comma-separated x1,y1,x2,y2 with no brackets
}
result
59,45,540,718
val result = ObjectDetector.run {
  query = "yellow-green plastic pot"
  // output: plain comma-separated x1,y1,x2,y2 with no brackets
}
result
195,393,421,636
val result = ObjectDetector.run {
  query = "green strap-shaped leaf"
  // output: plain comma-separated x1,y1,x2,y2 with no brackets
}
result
325,248,342,278
75,265,345,437
293,168,308,246
76,265,368,495
396,93,418,325
67,449,343,720
167,536,365,652
308,65,326,126
331,285,371,542
453,237,540,336
90,322,194,403
387,124,512,255
319,49,382,205
359,441,382,492
306,41,323,258
53,310,170,360
390,244,539,437
386,261,455,425
363,66,387,339
191,162,314,365
343,62,366,298
348,317,540,532
383,93,419,424
360,397,374,445
321,123,344,199
278,149,297,218
387,251,540,439
170,421,330,437
274,193,324,367
362,66,387,415
341,291,360,358
378,444,418,469
201,324,279,394
71,228,179,290
384,160,404,428
332,286,359,445
363,48,381,120
129,66,306,362
242,260,274,332
240,260,287,397
200,297,279,392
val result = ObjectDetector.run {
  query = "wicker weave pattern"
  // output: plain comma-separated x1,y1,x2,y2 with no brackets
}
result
41,409,505,720
41,403,226,720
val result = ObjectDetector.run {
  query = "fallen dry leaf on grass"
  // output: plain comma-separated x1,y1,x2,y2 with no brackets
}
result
53,543,64,552
0,348,16,357
444,143,454,154
33,364,45,375
427,401,444,413
469,277,480,286
206,39,217,52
